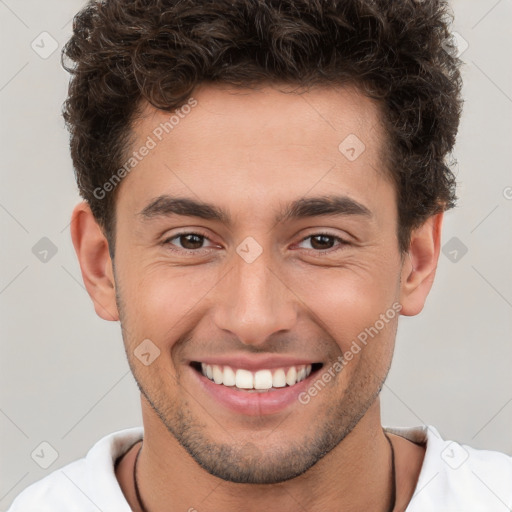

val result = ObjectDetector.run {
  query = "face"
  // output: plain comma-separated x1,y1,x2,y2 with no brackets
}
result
110,83,405,484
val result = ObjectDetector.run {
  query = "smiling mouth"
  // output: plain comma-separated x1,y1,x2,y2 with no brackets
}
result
190,362,323,392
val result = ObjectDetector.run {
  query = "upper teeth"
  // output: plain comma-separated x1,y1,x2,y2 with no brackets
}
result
200,363,312,390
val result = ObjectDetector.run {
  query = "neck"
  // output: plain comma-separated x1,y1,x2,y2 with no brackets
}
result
130,399,396,512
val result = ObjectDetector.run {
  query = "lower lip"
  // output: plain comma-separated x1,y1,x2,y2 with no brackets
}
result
191,366,319,416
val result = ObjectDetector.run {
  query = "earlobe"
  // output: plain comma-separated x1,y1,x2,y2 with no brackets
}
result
70,201,119,322
399,213,443,316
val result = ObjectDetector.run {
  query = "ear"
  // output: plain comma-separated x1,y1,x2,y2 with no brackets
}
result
399,212,443,316
70,201,119,321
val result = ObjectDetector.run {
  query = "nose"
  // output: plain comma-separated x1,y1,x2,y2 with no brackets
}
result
212,245,298,346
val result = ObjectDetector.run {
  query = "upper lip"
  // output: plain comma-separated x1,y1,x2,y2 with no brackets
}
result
190,355,320,372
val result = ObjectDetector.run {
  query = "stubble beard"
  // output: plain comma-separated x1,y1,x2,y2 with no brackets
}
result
115,282,391,484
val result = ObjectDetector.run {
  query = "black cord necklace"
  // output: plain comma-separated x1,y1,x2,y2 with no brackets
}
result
133,440,148,512
384,431,397,512
133,433,396,512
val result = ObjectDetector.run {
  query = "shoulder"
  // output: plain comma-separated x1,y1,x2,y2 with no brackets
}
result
385,424,512,512
7,427,143,512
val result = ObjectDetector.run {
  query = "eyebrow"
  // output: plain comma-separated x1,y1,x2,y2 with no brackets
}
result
138,194,372,226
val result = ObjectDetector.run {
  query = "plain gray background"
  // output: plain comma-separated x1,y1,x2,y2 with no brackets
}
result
1,0,511,509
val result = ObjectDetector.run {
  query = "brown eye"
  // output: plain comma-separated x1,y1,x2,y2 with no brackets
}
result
309,234,336,250
297,233,349,252
163,232,215,252
177,233,205,250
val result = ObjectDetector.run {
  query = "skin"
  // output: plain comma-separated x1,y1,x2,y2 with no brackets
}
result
71,83,441,511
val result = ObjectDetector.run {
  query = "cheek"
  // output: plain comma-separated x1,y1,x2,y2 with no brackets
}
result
287,259,400,351
121,263,217,340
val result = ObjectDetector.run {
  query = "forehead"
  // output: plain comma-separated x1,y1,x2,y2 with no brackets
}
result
135,82,386,155
118,83,394,223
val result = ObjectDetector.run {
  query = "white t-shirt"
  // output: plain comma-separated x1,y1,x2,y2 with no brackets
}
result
7,424,512,511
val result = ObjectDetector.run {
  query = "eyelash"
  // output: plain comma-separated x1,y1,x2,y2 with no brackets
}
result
161,231,350,255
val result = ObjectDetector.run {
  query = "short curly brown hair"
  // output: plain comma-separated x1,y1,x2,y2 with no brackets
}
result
62,0,463,255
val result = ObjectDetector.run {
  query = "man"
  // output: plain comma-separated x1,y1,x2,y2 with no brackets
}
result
8,0,512,510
